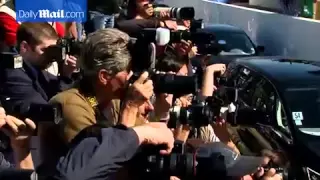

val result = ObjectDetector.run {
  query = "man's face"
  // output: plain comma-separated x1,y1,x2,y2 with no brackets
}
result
136,0,154,18
19,38,57,69
99,70,130,100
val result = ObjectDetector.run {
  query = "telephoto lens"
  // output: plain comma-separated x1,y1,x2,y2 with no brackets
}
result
129,71,199,95
172,7,195,20
138,142,266,180
169,103,214,129
153,7,195,20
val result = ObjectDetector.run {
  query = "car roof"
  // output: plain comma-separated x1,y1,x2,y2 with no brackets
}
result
199,24,245,33
234,57,320,88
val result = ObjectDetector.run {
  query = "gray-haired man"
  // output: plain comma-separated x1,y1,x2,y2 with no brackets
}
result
40,28,153,170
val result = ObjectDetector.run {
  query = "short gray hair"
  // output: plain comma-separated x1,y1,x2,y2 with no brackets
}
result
79,28,131,76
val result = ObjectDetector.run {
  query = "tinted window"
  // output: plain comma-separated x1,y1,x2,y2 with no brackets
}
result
214,32,256,55
235,67,292,138
284,88,320,128
236,67,275,115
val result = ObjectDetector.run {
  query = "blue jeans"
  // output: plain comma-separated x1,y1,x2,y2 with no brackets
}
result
84,11,115,34
76,22,84,40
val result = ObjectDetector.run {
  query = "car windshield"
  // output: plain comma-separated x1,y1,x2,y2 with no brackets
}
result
214,32,256,55
283,87,320,136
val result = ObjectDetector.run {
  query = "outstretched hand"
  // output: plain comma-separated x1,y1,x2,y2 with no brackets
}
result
126,71,154,107
133,122,174,154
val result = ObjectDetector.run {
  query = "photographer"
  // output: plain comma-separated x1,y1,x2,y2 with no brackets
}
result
0,23,77,107
0,107,35,169
154,50,226,141
116,0,177,37
54,123,282,180
54,122,174,180
39,29,154,170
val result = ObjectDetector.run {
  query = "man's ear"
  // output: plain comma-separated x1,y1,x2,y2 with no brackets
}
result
98,69,110,85
19,41,29,53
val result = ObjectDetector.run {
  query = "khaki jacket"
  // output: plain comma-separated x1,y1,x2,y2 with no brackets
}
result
49,88,120,143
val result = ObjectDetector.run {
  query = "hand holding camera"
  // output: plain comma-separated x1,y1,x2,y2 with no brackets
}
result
212,118,231,143
126,71,154,108
0,107,36,149
174,40,193,57
201,63,226,97
61,54,78,78
160,20,178,30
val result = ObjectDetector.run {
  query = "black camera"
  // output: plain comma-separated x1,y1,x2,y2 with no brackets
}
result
170,30,215,46
137,27,221,56
153,6,195,20
1,100,63,124
56,37,82,60
167,70,238,128
46,37,82,63
129,70,200,95
131,141,277,180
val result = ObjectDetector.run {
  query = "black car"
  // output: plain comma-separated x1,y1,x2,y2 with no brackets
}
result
192,24,264,66
224,57,320,180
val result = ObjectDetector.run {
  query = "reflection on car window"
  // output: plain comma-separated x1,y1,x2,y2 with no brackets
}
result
237,68,275,117
214,32,256,55
276,100,291,136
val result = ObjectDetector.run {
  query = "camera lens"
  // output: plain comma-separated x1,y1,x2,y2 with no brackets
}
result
178,7,195,20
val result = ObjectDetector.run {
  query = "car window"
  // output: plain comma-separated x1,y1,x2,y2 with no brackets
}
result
236,67,288,127
214,32,256,55
235,67,293,140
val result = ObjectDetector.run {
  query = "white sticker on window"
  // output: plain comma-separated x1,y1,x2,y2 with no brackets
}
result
292,112,303,121
295,120,302,126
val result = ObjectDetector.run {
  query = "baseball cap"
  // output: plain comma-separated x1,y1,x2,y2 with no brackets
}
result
196,142,264,178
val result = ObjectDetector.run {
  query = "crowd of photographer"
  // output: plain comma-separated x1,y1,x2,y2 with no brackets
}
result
0,0,284,180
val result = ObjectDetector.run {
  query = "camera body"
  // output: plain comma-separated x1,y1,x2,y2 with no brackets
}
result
55,37,82,61
0,98,63,124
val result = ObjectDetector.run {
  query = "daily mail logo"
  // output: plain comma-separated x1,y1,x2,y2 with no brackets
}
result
38,9,66,18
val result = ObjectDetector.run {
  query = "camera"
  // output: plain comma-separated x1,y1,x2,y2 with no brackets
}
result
137,27,222,56
129,70,200,95
130,27,218,72
170,30,215,45
46,37,82,63
168,85,238,128
131,141,279,180
1,99,63,124
153,6,195,20
138,27,215,46
56,37,82,61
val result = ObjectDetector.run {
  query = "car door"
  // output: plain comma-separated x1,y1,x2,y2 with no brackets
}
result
226,64,292,161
